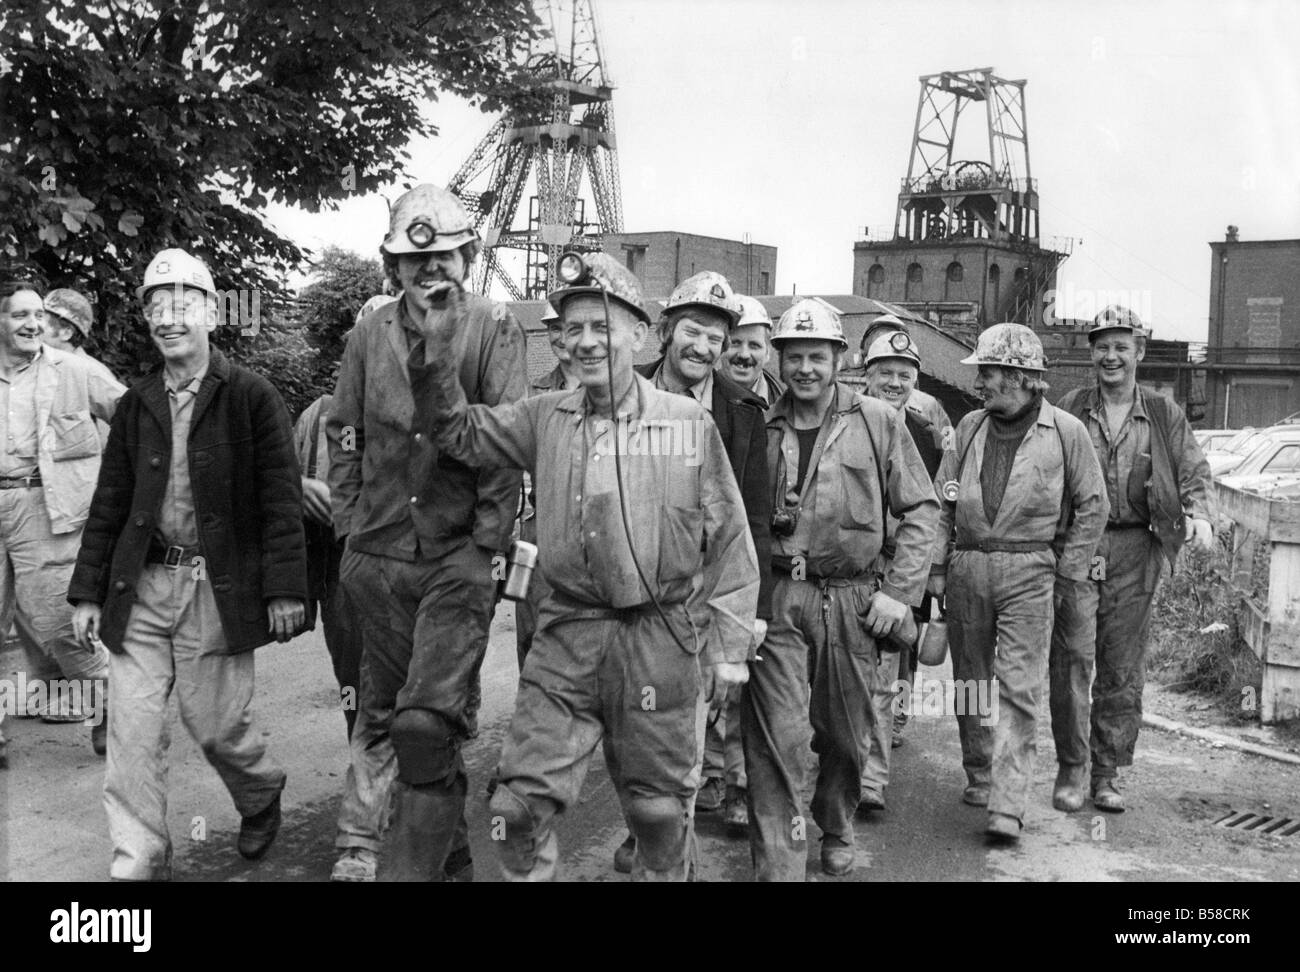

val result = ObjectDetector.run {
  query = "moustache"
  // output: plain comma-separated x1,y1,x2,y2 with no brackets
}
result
729,356,757,368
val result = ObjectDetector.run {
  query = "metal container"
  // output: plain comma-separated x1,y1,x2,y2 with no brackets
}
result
502,540,539,601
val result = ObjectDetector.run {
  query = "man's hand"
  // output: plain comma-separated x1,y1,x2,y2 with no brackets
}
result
864,590,908,638
267,597,306,643
752,619,768,649
302,477,332,525
926,572,947,599
72,601,102,650
1184,516,1214,553
703,661,750,709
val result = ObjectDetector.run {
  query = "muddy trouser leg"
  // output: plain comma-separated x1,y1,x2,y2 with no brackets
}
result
955,550,1055,823
170,569,285,817
1049,569,1100,769
947,552,997,790
491,606,610,882
104,565,178,881
1090,530,1163,782
384,542,495,881
809,581,889,848
321,542,363,740
602,604,701,882
743,575,812,882
860,648,901,796
5,497,109,691
722,689,746,789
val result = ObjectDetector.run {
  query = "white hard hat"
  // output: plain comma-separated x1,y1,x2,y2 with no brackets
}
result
961,322,1047,372
772,298,847,350
1090,304,1148,340
866,330,921,368
540,302,560,324
735,295,772,330
381,184,478,256
664,271,741,326
136,248,217,300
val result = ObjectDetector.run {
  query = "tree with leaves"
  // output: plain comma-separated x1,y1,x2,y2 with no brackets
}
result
0,0,541,378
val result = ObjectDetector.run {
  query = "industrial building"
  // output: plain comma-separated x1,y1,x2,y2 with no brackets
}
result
602,231,777,301
1203,228,1300,428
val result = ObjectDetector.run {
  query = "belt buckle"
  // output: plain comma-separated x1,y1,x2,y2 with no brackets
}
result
163,545,185,569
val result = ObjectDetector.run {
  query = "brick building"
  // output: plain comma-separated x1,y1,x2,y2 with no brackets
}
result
601,231,777,300
1204,229,1300,428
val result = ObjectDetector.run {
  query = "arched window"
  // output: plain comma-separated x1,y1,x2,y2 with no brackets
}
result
945,261,963,300
905,263,923,300
867,264,884,298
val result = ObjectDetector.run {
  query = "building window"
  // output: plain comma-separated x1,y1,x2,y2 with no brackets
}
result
867,264,884,298
760,271,770,294
944,261,963,300
905,263,923,299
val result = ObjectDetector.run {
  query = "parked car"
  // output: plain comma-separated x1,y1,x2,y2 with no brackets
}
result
1216,470,1300,500
1214,428,1300,481
1194,429,1237,452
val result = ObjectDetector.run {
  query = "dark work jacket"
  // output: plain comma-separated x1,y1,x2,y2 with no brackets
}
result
68,348,308,654
1056,384,1214,569
636,359,773,618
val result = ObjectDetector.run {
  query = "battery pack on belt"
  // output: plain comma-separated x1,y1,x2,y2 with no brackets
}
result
954,539,1052,553
146,542,202,568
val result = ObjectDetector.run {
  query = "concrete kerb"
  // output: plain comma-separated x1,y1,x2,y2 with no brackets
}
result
1142,712,1300,767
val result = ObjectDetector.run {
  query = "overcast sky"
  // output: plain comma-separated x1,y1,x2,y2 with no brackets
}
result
267,0,1300,343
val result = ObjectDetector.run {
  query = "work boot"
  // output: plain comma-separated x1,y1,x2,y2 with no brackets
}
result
331,847,378,882
857,788,886,814
384,783,465,881
695,776,725,812
1052,764,1087,813
819,836,855,876
985,812,1021,841
724,785,749,835
962,782,990,807
613,832,636,874
1092,778,1126,813
238,793,282,860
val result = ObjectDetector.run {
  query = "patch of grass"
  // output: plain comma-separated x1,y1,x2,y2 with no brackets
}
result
1147,529,1264,724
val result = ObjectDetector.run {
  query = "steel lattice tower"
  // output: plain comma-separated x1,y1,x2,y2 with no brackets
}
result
448,0,623,300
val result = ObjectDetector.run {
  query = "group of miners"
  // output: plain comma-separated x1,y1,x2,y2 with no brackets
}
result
0,179,1215,882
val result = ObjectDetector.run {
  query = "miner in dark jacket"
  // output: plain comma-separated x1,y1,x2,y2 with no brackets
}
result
69,248,306,881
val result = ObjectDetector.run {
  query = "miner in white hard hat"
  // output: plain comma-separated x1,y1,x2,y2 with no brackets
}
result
327,184,527,882
746,297,939,880
927,322,1106,841
408,251,758,881
69,247,306,878
1049,306,1213,814
720,295,783,406
859,329,952,794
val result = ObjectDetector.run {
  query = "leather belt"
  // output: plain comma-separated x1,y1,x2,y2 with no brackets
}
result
954,539,1052,552
0,474,42,489
771,560,874,587
146,542,202,569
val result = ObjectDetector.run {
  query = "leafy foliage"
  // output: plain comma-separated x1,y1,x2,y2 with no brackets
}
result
0,0,542,378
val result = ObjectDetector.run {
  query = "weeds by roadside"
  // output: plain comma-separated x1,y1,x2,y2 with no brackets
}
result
1147,529,1264,726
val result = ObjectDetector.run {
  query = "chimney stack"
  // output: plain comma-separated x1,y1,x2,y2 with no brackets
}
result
1225,225,1240,242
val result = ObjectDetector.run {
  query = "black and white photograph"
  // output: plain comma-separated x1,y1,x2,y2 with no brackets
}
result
0,0,1296,929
